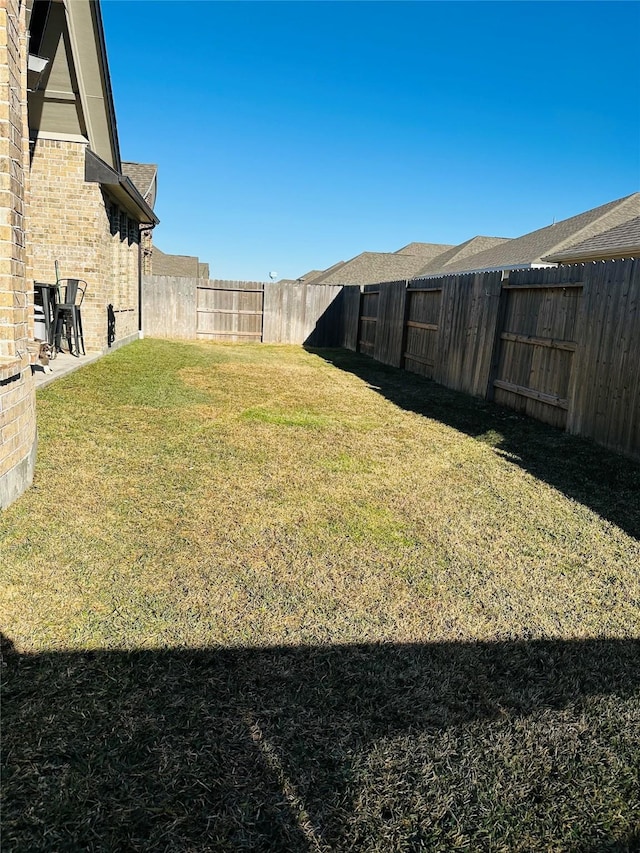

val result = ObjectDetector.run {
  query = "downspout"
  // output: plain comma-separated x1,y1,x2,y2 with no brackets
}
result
138,226,143,339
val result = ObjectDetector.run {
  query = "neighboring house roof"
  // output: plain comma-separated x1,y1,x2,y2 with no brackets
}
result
122,162,158,209
152,247,200,278
303,260,347,282
394,242,455,259
416,236,512,276
312,250,444,286
296,269,325,282
543,216,640,263
417,193,640,276
198,262,210,280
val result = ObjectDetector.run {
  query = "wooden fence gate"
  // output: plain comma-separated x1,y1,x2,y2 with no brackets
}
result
196,280,264,342
489,267,583,430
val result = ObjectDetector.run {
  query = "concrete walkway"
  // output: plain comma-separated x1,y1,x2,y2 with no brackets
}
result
33,348,103,390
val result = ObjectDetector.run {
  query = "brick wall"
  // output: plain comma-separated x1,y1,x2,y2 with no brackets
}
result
27,138,140,351
0,0,37,509
141,227,153,275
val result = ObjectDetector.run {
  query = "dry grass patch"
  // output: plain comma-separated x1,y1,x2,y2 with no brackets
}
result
2,339,639,851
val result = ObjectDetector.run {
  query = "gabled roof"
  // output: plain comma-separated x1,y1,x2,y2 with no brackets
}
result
418,193,640,276
311,250,438,286
295,269,325,282
416,236,511,276
300,260,347,284
394,242,454,259
122,162,158,209
543,216,640,263
28,0,120,169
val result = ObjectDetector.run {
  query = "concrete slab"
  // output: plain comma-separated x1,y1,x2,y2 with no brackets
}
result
33,349,103,390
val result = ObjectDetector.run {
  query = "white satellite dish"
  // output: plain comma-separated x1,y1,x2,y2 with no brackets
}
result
269,271,278,280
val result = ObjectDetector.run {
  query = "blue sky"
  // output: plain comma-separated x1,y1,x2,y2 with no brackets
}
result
102,1,640,281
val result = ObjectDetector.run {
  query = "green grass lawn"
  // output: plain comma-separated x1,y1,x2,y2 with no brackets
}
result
2,338,639,851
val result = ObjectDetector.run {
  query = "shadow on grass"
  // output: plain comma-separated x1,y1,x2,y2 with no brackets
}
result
3,632,639,852
309,348,640,541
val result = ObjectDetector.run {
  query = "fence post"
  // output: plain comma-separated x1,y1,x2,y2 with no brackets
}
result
399,279,411,370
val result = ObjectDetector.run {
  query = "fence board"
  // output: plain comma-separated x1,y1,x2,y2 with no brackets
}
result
373,281,407,367
434,271,503,396
341,286,361,351
358,287,379,356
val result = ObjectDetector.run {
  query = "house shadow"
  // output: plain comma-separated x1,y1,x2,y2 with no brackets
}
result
3,632,639,851
306,347,640,541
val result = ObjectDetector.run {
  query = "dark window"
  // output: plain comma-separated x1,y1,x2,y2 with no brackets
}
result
109,204,119,237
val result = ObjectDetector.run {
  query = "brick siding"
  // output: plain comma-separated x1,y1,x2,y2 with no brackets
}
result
0,0,37,508
27,138,140,351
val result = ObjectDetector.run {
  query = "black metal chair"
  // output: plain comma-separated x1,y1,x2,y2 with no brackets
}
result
53,278,87,356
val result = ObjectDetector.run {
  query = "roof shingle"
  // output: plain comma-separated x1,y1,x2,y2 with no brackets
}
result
121,162,158,207
311,251,436,285
543,215,640,263
417,193,640,276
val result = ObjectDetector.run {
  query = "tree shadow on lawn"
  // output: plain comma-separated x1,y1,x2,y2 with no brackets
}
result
309,348,640,541
3,632,639,852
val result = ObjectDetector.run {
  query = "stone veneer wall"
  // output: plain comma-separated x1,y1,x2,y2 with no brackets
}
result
0,0,37,509
27,138,140,351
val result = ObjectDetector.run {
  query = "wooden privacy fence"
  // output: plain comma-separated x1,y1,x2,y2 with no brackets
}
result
141,276,343,346
341,258,640,461
141,261,639,460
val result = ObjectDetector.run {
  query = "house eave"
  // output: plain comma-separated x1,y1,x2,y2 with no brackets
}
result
415,262,556,281
85,149,159,226
542,248,640,264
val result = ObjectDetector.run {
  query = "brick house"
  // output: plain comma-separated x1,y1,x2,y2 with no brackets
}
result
1,0,157,508
27,0,158,352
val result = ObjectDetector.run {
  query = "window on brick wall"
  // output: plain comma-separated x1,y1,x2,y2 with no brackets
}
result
109,203,119,237
127,217,138,246
119,210,127,243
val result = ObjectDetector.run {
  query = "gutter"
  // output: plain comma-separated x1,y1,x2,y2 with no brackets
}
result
85,148,159,226
414,262,556,281
542,249,640,264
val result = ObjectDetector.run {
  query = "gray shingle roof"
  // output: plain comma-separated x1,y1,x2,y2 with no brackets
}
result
152,247,200,278
416,236,512,276
299,260,347,284
417,193,640,275
394,242,454,259
543,215,640,262
312,251,434,285
296,269,325,282
121,162,157,207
